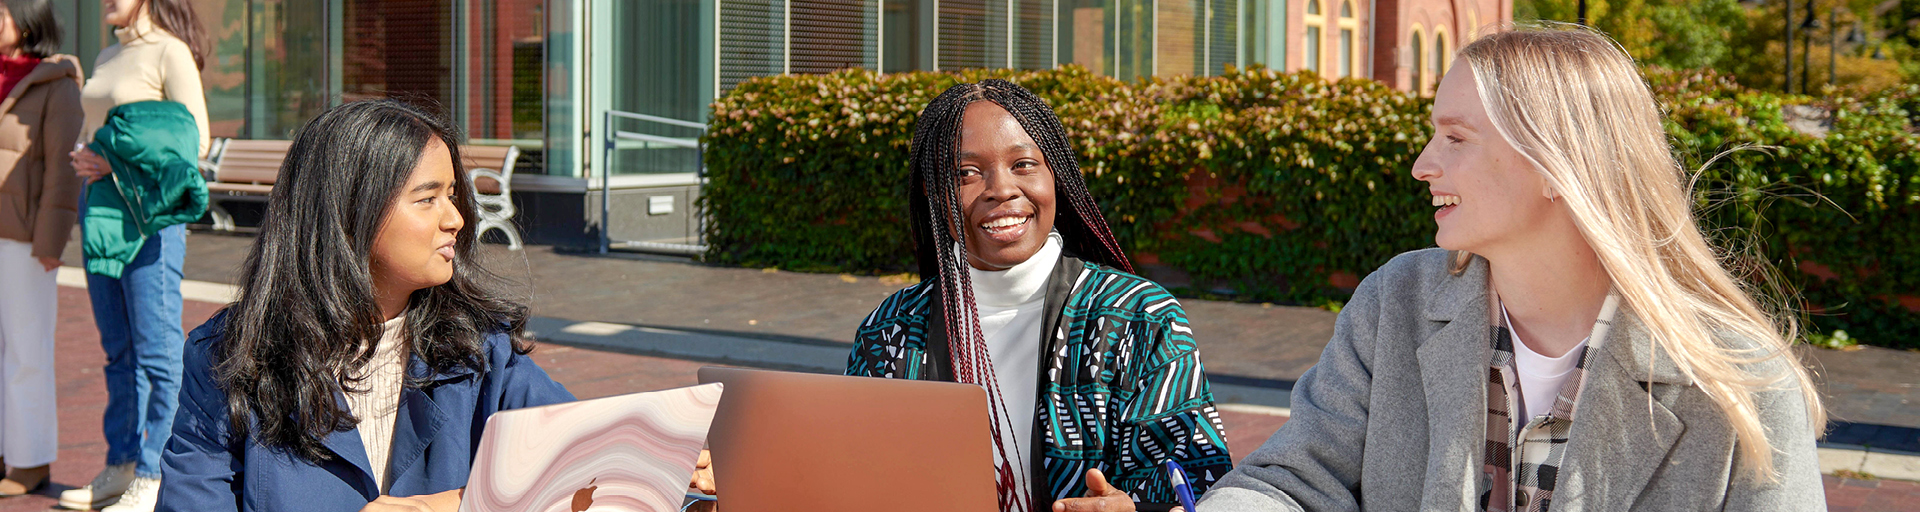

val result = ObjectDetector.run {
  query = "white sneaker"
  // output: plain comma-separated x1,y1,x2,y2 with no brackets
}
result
58,462,135,509
99,476,159,512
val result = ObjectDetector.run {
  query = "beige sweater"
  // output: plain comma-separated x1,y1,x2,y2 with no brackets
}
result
347,315,410,493
80,15,210,157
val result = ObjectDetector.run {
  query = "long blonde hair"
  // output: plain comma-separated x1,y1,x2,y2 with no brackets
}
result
1455,25,1824,479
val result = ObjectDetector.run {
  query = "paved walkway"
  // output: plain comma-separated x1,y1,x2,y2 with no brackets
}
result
19,231,1916,511
129,233,1920,429
16,281,1915,511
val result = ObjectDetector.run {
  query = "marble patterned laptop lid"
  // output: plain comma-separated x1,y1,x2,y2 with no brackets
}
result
459,383,723,512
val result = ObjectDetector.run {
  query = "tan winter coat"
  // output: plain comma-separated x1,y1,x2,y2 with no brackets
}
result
0,55,85,259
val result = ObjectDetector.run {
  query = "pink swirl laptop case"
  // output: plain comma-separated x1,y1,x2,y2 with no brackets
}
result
459,383,723,512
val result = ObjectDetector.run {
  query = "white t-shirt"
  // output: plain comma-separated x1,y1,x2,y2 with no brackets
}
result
967,232,1062,503
1504,305,1588,422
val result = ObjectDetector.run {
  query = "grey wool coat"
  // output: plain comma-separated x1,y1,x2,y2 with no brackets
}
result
1198,248,1824,511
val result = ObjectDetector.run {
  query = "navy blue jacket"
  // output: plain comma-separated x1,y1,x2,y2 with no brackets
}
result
156,312,575,512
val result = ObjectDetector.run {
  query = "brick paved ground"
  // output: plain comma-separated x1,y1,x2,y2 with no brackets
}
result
5,287,1911,510
127,233,1920,434
0,288,1295,510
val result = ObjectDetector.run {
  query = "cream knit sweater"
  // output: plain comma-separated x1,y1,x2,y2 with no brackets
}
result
347,315,410,492
80,15,210,157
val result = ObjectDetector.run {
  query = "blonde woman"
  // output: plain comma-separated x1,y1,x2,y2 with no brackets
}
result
1186,26,1825,511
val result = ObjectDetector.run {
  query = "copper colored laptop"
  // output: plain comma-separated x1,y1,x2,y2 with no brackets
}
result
697,366,997,512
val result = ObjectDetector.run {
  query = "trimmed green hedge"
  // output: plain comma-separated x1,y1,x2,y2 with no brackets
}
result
701,65,1920,349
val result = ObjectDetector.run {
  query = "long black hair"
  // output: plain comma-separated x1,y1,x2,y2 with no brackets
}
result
214,99,530,463
906,79,1128,512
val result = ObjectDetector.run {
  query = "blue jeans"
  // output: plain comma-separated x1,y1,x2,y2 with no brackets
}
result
84,224,186,479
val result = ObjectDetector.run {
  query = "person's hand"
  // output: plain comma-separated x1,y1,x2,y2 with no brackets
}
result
70,146,109,184
359,488,462,512
689,449,717,495
1052,468,1134,512
37,256,59,272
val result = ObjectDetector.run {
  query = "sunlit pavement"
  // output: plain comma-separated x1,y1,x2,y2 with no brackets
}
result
0,287,1904,511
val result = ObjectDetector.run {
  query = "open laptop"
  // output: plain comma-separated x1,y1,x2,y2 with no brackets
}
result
696,366,997,512
459,383,723,512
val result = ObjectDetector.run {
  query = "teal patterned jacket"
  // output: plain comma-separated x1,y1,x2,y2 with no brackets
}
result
846,254,1234,510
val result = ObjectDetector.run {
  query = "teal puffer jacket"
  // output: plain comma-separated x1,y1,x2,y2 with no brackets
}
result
83,100,207,278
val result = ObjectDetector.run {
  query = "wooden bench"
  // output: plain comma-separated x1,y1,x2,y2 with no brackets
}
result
198,139,523,249
203,139,292,231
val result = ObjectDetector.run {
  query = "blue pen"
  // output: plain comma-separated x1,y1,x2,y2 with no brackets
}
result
1162,460,1198,511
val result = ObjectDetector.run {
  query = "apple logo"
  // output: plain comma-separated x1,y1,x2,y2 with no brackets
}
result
570,478,597,512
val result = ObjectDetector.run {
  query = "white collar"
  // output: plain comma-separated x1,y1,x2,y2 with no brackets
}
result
966,232,1062,308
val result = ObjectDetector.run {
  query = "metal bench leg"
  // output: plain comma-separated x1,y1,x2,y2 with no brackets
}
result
476,220,524,251
209,201,236,232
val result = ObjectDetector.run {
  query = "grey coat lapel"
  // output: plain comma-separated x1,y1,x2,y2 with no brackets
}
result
1557,312,1688,511
1414,255,1492,509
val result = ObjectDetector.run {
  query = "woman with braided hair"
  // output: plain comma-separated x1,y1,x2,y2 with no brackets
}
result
845,79,1233,512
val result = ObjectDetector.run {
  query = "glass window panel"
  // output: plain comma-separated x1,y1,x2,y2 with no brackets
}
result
249,0,331,139
1409,32,1423,93
1058,0,1107,75
792,0,877,74
1014,0,1052,70
1338,27,1351,77
1432,32,1445,89
1207,0,1235,74
1155,0,1200,76
883,0,934,72
1304,25,1320,73
460,0,546,141
1241,0,1282,70
719,0,783,92
1115,0,1152,80
196,0,248,138
608,0,709,175
938,0,1005,69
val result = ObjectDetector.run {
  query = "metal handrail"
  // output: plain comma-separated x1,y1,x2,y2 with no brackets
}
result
600,110,709,255
608,110,708,130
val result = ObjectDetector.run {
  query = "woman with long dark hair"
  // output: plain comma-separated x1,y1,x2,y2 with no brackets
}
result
61,0,212,509
845,80,1233,512
0,0,81,498
153,100,573,512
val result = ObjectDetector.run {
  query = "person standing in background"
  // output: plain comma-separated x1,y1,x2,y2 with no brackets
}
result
0,0,81,499
62,0,210,511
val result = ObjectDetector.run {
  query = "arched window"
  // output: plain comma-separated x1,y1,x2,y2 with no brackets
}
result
1409,27,1425,93
1304,0,1325,73
1336,0,1358,78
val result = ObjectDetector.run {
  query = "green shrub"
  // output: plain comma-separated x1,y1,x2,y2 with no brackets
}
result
702,65,1920,349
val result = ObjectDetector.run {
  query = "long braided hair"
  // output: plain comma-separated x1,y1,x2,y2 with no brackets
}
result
907,79,1129,510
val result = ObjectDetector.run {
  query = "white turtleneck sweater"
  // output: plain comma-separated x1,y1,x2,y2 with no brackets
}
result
346,314,410,493
80,15,211,157
967,232,1062,501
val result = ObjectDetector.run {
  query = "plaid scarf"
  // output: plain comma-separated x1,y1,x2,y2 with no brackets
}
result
1481,293,1621,512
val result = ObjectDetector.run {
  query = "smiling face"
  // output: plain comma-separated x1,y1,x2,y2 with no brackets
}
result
369,138,464,300
1410,65,1562,255
102,0,143,27
953,101,1057,271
